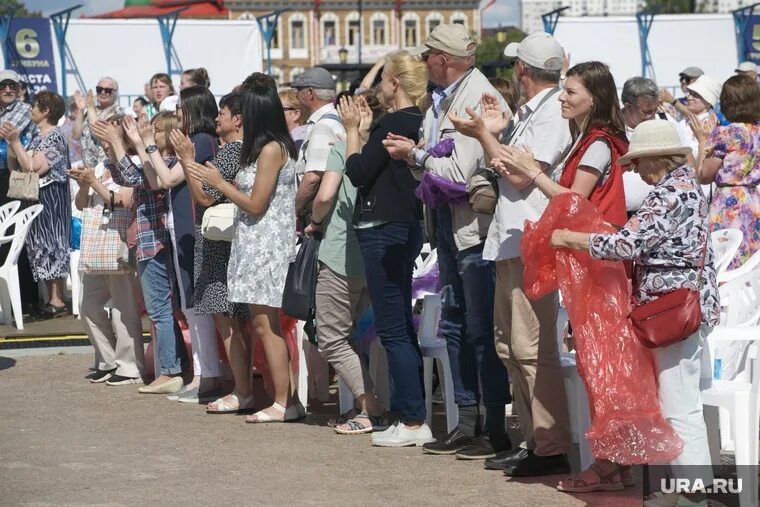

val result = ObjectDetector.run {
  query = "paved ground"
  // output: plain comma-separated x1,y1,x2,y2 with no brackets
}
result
0,350,646,507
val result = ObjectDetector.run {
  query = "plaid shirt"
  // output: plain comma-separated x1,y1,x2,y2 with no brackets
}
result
0,99,37,170
107,155,171,262
295,103,345,175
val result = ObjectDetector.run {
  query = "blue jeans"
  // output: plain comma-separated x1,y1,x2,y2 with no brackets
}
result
436,205,510,408
137,248,187,375
356,221,424,423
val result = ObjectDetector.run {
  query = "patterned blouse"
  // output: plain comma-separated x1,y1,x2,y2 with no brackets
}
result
29,127,69,184
588,165,720,326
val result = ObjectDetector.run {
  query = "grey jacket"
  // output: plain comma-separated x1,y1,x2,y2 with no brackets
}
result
416,68,509,252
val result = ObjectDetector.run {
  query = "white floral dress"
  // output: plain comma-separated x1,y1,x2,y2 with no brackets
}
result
227,158,296,307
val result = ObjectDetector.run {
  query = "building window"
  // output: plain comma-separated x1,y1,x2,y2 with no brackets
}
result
371,13,387,46
291,19,305,49
321,13,339,46
450,12,467,30
426,12,443,37
402,13,419,48
348,19,361,46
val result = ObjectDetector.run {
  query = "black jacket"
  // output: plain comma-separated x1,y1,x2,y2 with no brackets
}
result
345,106,423,223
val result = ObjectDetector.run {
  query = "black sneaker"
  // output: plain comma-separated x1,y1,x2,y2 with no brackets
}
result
503,452,570,477
455,436,510,460
422,428,476,455
105,374,143,386
484,448,531,470
89,368,116,383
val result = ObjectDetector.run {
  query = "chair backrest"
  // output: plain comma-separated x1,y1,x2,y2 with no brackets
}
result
717,245,760,284
711,229,743,275
0,200,20,229
1,204,43,270
417,293,442,344
719,267,760,327
413,248,438,279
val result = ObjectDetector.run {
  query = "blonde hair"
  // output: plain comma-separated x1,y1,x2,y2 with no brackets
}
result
384,50,429,107
151,112,179,155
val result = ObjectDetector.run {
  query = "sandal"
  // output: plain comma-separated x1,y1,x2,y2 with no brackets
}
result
327,408,358,428
556,462,625,493
206,393,255,414
335,413,374,435
41,304,68,318
246,402,287,423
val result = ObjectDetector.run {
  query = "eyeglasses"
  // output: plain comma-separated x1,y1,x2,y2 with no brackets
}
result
96,86,115,95
678,76,691,83
0,82,18,91
283,107,298,111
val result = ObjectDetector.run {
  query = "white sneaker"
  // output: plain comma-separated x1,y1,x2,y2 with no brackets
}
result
371,422,435,447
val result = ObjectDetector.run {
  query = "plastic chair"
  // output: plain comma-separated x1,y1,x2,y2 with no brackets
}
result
0,200,20,227
418,294,458,433
711,229,743,276
337,338,391,414
701,322,760,507
296,321,332,409
717,246,760,284
0,204,43,330
560,352,594,473
69,249,81,317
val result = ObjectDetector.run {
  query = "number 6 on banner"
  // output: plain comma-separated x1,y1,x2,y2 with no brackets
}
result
15,29,39,59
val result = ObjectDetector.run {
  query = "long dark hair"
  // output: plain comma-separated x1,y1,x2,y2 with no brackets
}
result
180,85,218,137
240,78,297,166
566,61,627,141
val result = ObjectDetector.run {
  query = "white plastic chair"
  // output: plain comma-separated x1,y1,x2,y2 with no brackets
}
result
337,338,391,414
702,322,760,507
718,246,760,284
0,204,43,330
0,200,20,227
418,294,458,433
69,249,82,317
711,229,743,276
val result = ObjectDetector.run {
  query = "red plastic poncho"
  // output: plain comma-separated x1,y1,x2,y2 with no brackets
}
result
520,192,683,465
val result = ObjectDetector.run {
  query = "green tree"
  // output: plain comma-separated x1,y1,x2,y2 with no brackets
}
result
0,0,41,17
645,0,692,13
476,28,525,79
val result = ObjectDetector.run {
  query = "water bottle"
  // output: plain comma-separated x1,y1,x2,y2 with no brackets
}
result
713,357,722,380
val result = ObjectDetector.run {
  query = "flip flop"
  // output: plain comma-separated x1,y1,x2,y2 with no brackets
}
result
556,463,625,493
206,393,255,414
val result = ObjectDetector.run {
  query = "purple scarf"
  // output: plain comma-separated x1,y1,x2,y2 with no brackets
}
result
414,138,468,208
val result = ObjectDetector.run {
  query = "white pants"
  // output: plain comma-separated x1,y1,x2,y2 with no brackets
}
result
183,310,222,378
652,324,714,484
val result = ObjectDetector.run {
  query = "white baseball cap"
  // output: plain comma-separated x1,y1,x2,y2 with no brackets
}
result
736,61,758,73
0,69,21,83
503,32,564,71
159,95,179,112
686,75,722,107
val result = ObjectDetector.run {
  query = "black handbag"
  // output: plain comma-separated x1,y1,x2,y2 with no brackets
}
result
282,235,321,321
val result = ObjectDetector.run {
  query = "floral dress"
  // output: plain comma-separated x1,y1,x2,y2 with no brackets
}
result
706,122,760,268
227,157,296,308
23,128,71,281
589,165,720,326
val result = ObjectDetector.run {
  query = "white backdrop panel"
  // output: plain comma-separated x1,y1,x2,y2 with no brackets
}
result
554,14,737,92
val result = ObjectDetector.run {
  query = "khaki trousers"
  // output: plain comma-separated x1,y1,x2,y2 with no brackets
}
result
82,272,145,378
315,264,373,399
494,257,571,456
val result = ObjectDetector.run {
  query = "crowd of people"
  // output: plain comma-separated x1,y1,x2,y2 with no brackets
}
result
1,24,758,506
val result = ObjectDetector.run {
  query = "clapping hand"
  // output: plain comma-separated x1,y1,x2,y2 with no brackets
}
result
136,113,154,144
687,113,717,144
337,95,362,132
90,120,120,146
122,115,142,146
0,122,19,142
356,95,373,134
68,166,96,185
382,133,416,161
497,144,538,177
73,90,86,111
86,89,96,110
169,129,195,162
186,160,222,188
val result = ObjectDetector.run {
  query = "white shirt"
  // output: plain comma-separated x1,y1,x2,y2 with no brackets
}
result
295,103,345,175
483,87,571,261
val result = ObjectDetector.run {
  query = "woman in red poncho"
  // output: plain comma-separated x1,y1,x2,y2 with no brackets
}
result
494,62,636,491
496,61,628,228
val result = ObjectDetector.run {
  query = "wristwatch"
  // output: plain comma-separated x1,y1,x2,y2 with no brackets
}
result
145,144,158,154
406,147,418,167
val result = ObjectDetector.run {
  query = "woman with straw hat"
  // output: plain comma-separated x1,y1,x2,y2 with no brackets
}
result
549,119,719,506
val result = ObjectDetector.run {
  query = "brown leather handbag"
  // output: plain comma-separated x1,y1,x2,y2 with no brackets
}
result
629,241,707,349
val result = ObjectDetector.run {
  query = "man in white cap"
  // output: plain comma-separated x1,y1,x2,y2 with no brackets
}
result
736,61,758,81
0,69,35,199
383,24,512,460
448,31,573,477
292,67,345,227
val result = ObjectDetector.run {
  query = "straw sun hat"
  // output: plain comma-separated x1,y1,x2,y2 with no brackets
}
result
618,120,692,165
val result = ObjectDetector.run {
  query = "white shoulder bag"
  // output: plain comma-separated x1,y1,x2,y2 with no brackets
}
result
201,203,235,242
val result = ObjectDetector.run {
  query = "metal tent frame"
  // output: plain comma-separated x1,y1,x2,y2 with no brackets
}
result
255,9,289,76
50,4,86,98
157,7,187,79
541,6,569,35
636,9,656,80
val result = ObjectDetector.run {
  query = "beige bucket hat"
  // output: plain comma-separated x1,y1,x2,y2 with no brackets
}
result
618,120,692,165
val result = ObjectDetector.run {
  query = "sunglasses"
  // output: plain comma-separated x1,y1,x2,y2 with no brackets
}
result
0,82,18,91
96,86,115,95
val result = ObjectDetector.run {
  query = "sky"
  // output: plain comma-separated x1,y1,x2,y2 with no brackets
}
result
22,0,520,28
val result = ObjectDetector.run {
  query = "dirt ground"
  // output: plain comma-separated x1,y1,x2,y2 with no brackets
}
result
0,351,645,507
